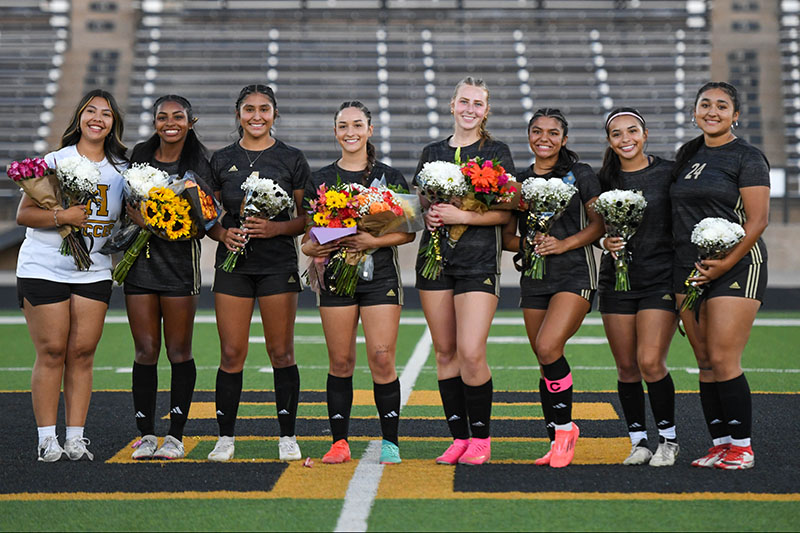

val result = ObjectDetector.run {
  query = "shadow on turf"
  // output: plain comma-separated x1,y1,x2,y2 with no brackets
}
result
2,391,797,495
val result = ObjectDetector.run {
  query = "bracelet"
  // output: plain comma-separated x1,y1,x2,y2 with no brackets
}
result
53,210,60,227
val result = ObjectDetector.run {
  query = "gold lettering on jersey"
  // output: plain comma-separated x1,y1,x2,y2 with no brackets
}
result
683,162,707,180
82,222,115,238
87,184,110,216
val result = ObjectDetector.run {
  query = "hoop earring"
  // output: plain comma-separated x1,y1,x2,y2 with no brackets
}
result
733,120,739,129
691,116,697,128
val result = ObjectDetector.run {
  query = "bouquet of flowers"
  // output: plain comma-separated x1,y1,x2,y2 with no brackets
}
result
7,159,69,243
519,175,578,279
221,171,294,272
680,217,746,312
53,156,102,270
594,189,648,291
415,160,468,280
446,154,519,245
111,163,170,283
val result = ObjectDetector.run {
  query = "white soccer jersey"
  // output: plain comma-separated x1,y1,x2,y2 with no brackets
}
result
16,145,126,283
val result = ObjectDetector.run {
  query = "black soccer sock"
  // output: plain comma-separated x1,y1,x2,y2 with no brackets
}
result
699,380,729,441
273,365,300,437
327,374,353,443
617,380,646,437
215,368,243,437
167,359,196,440
374,379,401,446
539,377,556,442
646,373,676,439
464,378,493,439
132,361,158,436
716,373,752,442
541,356,573,426
438,376,470,440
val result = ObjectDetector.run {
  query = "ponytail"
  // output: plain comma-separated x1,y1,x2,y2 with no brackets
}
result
598,147,623,191
364,140,376,185
671,135,705,181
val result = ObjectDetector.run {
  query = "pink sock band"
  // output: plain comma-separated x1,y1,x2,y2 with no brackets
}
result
545,373,573,393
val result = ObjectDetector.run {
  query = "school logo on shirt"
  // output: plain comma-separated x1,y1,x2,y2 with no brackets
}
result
228,165,238,172
729,281,742,290
562,171,576,185
386,289,396,297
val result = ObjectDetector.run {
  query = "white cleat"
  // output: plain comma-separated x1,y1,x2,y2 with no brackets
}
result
208,436,235,462
278,435,302,461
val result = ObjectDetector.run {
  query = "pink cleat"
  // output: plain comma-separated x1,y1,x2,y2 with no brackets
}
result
458,437,491,466
550,423,580,468
535,446,554,466
436,438,470,465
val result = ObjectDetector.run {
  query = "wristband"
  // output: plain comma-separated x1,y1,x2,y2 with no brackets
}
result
599,236,607,250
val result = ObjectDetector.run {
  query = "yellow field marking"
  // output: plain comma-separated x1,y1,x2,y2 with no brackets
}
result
179,400,617,421
107,437,203,463
270,459,355,499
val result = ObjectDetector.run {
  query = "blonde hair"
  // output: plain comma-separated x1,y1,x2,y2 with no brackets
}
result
451,76,491,147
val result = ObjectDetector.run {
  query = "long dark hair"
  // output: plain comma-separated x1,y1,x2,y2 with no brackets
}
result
132,94,209,177
671,81,741,181
235,84,279,138
59,89,127,170
528,108,579,177
452,77,492,149
598,107,647,191
335,100,375,185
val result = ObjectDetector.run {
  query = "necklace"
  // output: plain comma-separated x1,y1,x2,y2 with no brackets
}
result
239,142,268,168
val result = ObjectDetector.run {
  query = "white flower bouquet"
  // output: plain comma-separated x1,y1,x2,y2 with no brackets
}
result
415,160,468,280
520,175,578,279
221,171,294,272
594,189,648,291
54,155,102,270
680,217,746,312
122,163,169,203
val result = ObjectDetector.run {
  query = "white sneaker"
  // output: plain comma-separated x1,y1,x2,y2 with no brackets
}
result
649,440,679,467
37,436,64,462
278,435,302,461
208,436,235,462
623,443,653,465
131,435,158,460
153,435,185,460
64,437,94,461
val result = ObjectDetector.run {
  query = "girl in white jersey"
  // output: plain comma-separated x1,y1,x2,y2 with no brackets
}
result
16,89,127,462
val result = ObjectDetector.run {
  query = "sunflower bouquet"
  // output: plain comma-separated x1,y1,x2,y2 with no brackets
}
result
54,155,102,270
221,171,294,272
415,160,468,280
594,189,648,291
680,217,746,313
305,181,362,296
519,175,578,279
111,164,171,283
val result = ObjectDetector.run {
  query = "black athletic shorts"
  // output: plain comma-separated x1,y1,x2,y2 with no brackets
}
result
415,272,500,297
124,282,196,298
212,269,301,298
520,288,595,310
674,260,767,303
17,277,113,308
598,290,677,315
318,279,402,308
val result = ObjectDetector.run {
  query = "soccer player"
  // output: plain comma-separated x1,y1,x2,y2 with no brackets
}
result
205,84,310,462
671,82,769,470
17,89,127,461
596,108,679,466
126,94,212,460
301,101,414,465
416,77,515,466
502,108,604,468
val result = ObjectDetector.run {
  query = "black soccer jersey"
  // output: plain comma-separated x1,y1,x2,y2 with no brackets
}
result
124,148,212,293
598,157,673,296
209,140,310,275
306,161,409,286
517,162,600,295
670,138,769,268
413,137,516,276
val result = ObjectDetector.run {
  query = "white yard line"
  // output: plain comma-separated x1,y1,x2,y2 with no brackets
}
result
334,327,432,533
